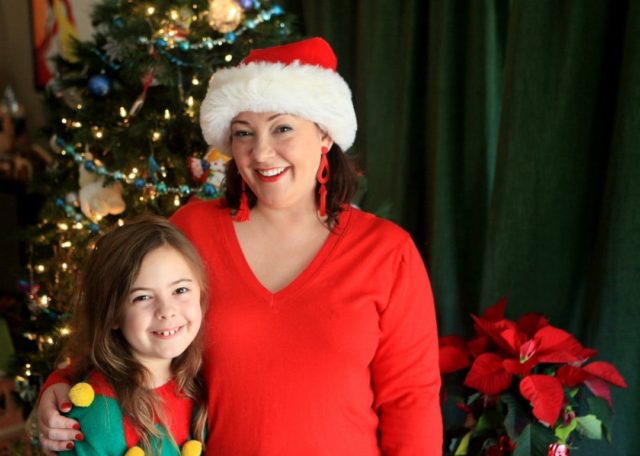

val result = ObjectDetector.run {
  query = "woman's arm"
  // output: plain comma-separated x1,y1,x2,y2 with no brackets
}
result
371,236,443,455
37,370,81,453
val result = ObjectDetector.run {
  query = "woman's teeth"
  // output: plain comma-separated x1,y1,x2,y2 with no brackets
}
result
258,167,286,177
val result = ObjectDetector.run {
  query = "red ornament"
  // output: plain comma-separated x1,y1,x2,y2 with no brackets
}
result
548,443,570,456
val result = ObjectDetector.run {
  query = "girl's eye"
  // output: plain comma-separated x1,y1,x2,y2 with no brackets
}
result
132,294,151,303
174,287,190,295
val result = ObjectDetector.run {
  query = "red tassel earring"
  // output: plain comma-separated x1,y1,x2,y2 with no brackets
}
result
316,146,330,217
236,178,250,222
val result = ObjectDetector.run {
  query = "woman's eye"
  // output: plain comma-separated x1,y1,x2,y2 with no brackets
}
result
232,130,252,138
275,125,292,133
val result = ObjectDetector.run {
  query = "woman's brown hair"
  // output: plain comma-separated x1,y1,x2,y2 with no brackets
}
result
224,143,358,227
62,215,208,452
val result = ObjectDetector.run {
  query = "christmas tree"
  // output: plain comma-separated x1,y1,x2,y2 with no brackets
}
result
12,0,297,411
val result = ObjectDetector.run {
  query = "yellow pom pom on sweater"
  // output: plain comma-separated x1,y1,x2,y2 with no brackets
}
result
181,440,203,456
68,382,95,407
124,446,145,456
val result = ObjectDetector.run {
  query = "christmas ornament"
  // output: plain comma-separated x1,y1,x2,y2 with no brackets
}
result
60,87,84,110
548,443,570,456
88,74,112,97
208,0,245,33
238,0,254,10
78,160,126,220
204,149,230,192
188,156,211,183
103,37,136,62
174,6,195,30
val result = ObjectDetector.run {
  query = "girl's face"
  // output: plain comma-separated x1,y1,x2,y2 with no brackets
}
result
117,245,202,380
230,112,333,212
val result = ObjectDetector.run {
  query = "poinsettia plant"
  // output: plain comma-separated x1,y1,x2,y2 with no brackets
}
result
440,298,627,456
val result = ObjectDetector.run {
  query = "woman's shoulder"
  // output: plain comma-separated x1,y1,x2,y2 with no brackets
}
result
170,197,229,230
342,205,411,243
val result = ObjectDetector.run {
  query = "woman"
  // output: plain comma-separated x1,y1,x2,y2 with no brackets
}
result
38,37,442,455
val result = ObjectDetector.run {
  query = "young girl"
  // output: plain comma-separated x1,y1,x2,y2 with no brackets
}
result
55,215,208,455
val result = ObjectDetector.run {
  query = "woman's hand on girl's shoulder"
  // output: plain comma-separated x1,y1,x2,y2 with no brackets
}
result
37,382,80,453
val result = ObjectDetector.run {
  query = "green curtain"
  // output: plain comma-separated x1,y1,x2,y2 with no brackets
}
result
293,0,638,454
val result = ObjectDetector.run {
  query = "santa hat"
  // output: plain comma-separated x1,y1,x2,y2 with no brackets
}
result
200,37,357,153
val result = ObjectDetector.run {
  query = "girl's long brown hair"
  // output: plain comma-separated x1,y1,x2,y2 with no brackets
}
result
61,215,208,452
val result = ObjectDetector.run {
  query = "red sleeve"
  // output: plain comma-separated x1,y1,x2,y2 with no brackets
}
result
38,365,74,402
370,237,442,455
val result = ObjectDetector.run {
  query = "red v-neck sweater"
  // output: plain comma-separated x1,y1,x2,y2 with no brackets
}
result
171,199,442,455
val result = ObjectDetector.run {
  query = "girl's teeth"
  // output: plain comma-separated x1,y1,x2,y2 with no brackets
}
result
157,328,178,336
258,168,285,177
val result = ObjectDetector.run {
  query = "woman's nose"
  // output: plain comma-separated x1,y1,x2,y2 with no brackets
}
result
252,136,275,162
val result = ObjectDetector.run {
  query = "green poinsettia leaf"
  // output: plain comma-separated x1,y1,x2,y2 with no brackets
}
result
575,414,603,440
502,392,531,441
554,418,577,442
476,409,504,433
454,431,472,456
603,424,612,444
587,396,612,428
513,423,556,456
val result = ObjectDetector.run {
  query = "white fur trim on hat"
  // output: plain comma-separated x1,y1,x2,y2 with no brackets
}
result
200,60,357,153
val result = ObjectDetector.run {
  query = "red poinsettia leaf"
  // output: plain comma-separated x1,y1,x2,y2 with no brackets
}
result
516,312,550,338
585,377,613,406
534,326,584,363
439,335,468,350
556,365,588,387
578,347,599,361
503,356,537,376
482,297,507,321
464,353,512,395
471,315,519,355
439,345,471,374
519,374,564,426
467,335,490,358
583,361,627,388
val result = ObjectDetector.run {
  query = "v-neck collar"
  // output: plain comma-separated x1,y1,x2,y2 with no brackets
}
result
220,207,351,301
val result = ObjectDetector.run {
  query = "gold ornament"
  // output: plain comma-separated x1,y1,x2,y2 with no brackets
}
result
208,0,244,33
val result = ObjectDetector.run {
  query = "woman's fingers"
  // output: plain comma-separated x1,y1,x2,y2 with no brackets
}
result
37,383,81,450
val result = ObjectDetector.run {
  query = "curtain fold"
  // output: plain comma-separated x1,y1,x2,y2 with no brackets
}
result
296,1,638,453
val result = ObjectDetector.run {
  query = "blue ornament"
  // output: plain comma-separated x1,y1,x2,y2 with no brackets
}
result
64,144,74,154
156,182,168,194
244,19,256,29
155,38,168,48
202,183,217,197
55,198,65,207
225,32,237,44
84,160,96,172
73,154,84,164
239,0,254,10
134,178,146,189
179,41,190,51
271,5,283,15
88,75,112,97
96,166,107,176
113,17,124,28
89,223,100,233
113,171,124,180
179,185,191,195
